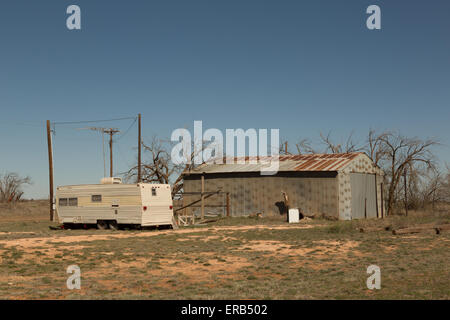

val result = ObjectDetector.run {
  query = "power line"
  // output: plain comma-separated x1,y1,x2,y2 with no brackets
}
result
0,121,43,128
77,127,120,177
0,117,136,130
115,117,137,142
52,116,136,126
114,142,132,175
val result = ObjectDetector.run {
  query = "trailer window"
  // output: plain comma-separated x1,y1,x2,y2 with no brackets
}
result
59,198,68,206
68,198,78,206
91,195,102,202
152,188,157,196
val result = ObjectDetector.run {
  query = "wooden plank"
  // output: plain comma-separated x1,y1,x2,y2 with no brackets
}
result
226,192,230,217
436,224,450,234
359,226,391,233
201,175,205,219
174,191,220,213
392,225,444,235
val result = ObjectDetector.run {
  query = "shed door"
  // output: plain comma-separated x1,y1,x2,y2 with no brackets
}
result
350,173,377,219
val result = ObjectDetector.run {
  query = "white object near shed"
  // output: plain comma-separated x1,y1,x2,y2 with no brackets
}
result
288,209,300,223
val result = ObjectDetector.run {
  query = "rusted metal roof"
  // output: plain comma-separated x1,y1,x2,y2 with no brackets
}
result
185,152,365,174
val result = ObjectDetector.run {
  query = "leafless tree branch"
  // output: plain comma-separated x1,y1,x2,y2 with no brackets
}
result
0,172,32,203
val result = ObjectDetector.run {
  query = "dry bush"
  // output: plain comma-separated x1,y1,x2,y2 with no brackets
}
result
0,172,32,203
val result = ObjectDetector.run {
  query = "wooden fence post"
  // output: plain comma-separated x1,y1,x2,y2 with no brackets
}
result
226,192,230,217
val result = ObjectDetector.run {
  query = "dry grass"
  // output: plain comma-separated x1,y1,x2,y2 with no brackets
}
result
0,200,449,299
0,200,48,222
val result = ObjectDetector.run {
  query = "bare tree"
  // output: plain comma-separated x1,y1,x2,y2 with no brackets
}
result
295,138,317,154
293,131,363,155
420,168,449,210
378,133,438,216
289,129,443,216
0,172,31,203
319,131,364,154
366,129,389,166
444,165,450,203
279,140,291,155
403,164,424,210
124,136,204,197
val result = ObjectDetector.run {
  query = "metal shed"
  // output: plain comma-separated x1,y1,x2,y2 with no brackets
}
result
182,152,384,220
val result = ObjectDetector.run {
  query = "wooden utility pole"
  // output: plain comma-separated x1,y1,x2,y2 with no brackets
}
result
105,128,120,177
109,130,114,177
46,120,54,222
201,174,205,220
137,113,142,183
78,127,119,177
285,141,288,154
404,167,408,216
282,191,290,222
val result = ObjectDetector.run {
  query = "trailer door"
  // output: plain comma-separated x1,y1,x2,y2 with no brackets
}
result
141,185,173,225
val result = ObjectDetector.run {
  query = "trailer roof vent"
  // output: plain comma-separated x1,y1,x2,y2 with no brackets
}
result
101,177,122,184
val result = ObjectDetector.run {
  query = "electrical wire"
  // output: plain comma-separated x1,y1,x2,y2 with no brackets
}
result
115,117,137,142
52,116,136,126
37,115,139,179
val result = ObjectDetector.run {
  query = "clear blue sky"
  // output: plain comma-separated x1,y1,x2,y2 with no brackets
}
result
0,0,449,199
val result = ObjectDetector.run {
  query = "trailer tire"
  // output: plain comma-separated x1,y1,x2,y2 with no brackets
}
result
97,221,108,230
108,221,118,230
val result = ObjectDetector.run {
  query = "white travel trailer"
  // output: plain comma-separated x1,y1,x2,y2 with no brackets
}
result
55,178,176,229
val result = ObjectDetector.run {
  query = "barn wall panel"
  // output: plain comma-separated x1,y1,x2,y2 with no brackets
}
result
184,175,338,217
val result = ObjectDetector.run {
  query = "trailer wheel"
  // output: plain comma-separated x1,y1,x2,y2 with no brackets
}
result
97,221,108,230
108,221,118,230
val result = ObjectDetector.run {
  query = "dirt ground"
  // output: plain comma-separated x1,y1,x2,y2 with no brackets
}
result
0,201,449,299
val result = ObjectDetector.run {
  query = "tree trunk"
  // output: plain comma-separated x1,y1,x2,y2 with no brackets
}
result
387,183,396,216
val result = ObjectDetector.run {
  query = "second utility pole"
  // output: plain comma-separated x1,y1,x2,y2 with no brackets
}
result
106,128,120,177
138,113,142,183
77,127,120,177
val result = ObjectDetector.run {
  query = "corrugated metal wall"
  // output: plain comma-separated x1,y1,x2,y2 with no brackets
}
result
183,174,339,217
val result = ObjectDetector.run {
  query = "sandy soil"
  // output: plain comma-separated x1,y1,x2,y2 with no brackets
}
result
0,223,319,250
